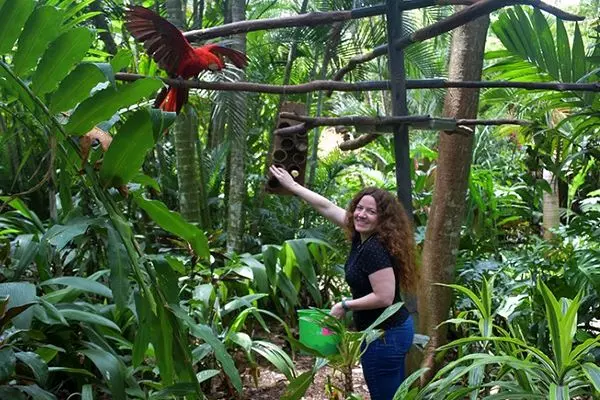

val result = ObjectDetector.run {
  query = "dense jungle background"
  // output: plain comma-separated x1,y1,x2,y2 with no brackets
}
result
0,0,599,398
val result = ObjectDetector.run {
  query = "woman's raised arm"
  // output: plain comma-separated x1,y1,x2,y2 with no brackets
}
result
269,166,346,228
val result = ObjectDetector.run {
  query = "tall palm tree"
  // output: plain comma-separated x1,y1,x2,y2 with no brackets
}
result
165,0,203,224
226,0,248,252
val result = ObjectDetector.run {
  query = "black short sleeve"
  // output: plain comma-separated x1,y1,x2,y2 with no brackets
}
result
358,237,394,275
344,233,408,331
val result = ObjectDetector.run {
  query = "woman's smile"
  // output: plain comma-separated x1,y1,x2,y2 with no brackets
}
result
353,195,378,238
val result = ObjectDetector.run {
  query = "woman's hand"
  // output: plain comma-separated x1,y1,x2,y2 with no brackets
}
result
330,302,346,319
269,165,297,191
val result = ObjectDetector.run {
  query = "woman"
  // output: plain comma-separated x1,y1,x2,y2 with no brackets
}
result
269,166,417,400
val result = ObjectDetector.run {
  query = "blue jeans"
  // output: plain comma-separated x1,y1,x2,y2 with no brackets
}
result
360,315,414,400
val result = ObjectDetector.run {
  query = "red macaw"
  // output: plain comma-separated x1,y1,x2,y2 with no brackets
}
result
125,6,248,113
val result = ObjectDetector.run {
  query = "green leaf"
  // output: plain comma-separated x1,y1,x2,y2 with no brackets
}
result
153,258,180,305
132,292,152,368
538,279,566,368
252,340,297,381
110,49,132,72
99,109,155,188
555,18,571,82
170,306,243,393
280,371,314,400
532,9,558,79
11,235,38,281
49,63,113,114
133,194,209,259
62,11,102,30
31,27,93,96
549,383,568,400
0,388,26,400
37,299,67,325
62,0,95,22
1,303,36,330
148,108,176,141
15,384,56,400
513,6,542,65
154,303,175,386
0,197,44,231
15,352,48,385
48,367,95,378
151,383,198,399
241,255,269,293
365,302,404,331
0,64,36,111
223,294,268,315
81,384,93,400
229,332,253,353
0,282,36,329
106,225,130,312
131,173,161,192
0,347,16,382
285,240,321,305
196,369,220,383
582,363,600,392
60,309,120,332
65,78,163,135
81,347,126,400
0,0,35,55
571,23,585,81
13,6,64,76
42,219,95,250
569,337,600,363
393,368,429,400
437,283,486,316
40,277,112,298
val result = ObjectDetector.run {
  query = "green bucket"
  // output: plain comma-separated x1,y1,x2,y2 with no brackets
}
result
297,309,339,356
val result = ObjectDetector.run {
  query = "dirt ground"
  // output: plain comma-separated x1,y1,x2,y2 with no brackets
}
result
241,355,370,400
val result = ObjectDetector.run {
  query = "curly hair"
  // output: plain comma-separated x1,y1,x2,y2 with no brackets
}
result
344,187,417,292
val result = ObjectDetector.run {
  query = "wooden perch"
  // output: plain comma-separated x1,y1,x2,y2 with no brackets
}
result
182,0,475,42
339,133,380,151
114,73,600,94
274,112,530,136
332,0,584,83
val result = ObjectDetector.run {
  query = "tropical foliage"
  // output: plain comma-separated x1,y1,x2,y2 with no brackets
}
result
0,0,598,399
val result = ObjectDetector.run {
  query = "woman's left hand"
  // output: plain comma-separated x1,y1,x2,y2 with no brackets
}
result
330,302,345,319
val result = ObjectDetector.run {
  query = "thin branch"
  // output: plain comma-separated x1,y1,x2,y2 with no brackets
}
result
332,0,584,82
115,73,600,93
457,118,530,125
279,113,435,126
339,133,379,151
277,112,530,133
335,118,531,151
182,0,475,42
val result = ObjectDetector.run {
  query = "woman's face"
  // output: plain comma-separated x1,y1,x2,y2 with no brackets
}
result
353,195,378,237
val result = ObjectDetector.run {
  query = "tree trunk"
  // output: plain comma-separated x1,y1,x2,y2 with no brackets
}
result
165,0,185,29
89,0,117,55
174,104,202,223
226,0,247,253
542,168,560,239
417,11,490,384
165,0,202,224
192,0,204,29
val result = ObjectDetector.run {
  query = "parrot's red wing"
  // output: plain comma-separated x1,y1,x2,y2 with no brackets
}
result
205,44,248,69
125,6,194,76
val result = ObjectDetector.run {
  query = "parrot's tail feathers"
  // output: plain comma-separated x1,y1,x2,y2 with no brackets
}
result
157,86,188,114
154,87,169,109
